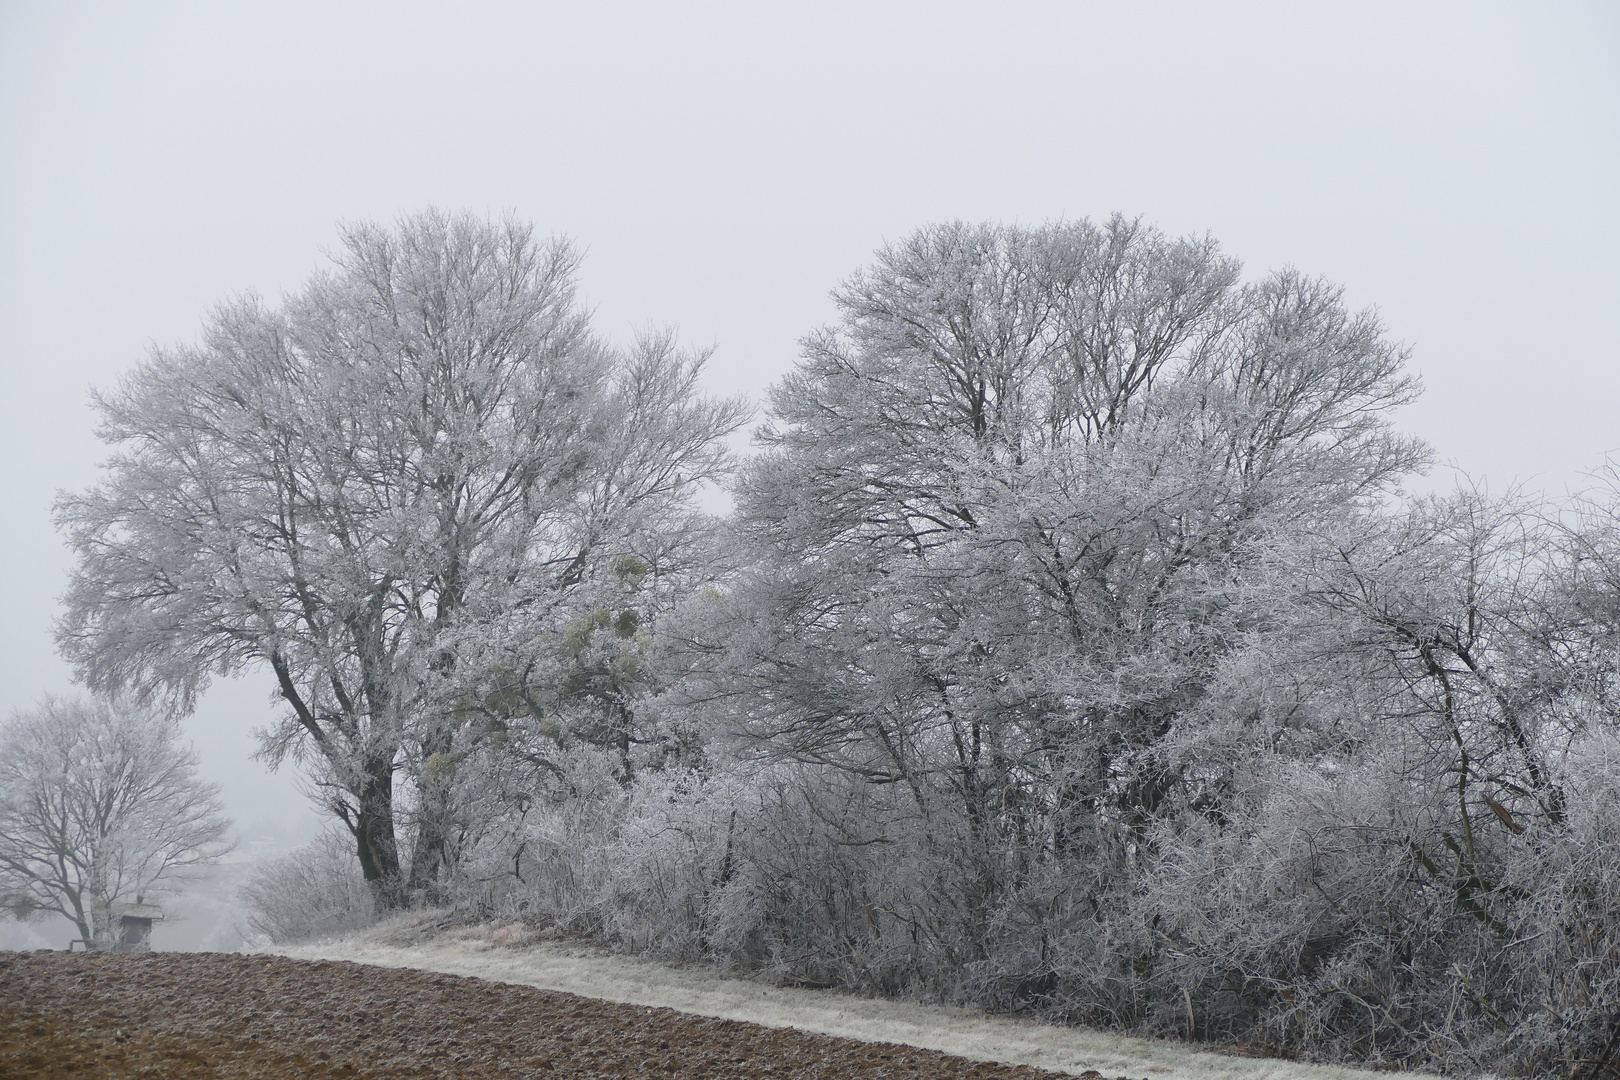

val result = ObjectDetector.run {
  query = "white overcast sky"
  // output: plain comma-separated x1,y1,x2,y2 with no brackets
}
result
1,1,1616,835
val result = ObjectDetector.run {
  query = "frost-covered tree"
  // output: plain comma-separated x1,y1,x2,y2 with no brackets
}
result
0,696,230,948
710,217,1425,858
57,211,747,906
644,217,1430,1009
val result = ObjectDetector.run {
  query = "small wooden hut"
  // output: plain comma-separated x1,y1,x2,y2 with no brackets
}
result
91,899,165,952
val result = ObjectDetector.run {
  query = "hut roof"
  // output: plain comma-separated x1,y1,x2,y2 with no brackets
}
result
93,901,165,920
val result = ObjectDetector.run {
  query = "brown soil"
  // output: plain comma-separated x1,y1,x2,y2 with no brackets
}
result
1,952,1145,1079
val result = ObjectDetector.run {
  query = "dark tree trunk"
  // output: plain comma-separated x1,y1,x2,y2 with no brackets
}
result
350,754,405,910
70,905,94,950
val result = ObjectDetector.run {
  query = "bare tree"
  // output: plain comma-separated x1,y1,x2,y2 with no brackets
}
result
0,696,230,948
710,217,1425,872
56,210,748,907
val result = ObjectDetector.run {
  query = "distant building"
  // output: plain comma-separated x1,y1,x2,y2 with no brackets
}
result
91,899,165,952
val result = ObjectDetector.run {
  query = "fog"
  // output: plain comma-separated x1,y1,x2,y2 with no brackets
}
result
1,1,1615,948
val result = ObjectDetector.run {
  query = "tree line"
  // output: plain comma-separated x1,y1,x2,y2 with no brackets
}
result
26,210,1620,1076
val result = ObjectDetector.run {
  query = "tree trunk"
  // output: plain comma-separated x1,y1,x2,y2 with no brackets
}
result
69,903,94,950
405,733,455,902
89,903,113,951
350,754,405,910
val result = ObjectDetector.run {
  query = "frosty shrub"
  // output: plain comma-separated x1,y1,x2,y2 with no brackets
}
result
1109,732,1620,1077
441,749,768,961
240,829,375,943
369,712,1620,1077
732,768,1002,997
1125,752,1490,1069
1493,732,1620,1077
437,747,627,931
592,766,761,959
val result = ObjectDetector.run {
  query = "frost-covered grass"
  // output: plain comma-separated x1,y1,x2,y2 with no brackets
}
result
264,915,1453,1080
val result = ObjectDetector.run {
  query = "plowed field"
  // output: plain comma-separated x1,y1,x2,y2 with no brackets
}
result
0,952,1144,1079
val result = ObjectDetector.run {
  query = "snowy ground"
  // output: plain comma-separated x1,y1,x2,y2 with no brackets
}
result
268,918,1451,1080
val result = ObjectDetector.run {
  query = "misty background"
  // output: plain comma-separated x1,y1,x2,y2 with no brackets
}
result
1,1,1616,948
